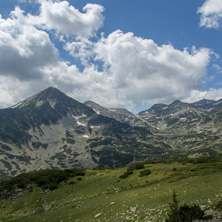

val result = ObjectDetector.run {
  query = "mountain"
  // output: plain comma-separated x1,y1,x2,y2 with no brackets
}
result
84,101,149,127
0,87,170,178
139,98,222,132
139,100,206,132
190,98,222,113
84,101,135,122
1,88,222,178
138,99,222,153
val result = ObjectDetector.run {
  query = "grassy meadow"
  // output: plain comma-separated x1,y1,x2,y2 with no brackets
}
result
0,160,222,222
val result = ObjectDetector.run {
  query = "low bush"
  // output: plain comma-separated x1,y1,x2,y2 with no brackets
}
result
166,190,206,222
119,162,145,179
0,168,85,199
179,204,205,221
215,200,222,211
119,169,133,179
128,162,145,171
92,166,111,170
139,169,151,177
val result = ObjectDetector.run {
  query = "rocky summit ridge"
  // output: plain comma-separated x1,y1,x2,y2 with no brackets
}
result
1,87,222,178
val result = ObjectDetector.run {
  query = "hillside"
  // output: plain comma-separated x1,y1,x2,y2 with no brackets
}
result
84,101,148,127
0,87,169,178
0,158,222,222
1,87,222,178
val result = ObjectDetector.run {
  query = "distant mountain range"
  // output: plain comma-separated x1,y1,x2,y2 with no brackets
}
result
1,87,222,178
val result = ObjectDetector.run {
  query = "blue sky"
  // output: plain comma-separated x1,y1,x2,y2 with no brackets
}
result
0,0,222,113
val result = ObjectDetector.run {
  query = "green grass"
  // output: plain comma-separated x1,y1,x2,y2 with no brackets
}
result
0,162,222,222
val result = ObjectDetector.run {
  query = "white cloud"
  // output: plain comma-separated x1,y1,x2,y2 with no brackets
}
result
0,75,50,107
198,0,222,28
65,30,211,106
0,2,219,112
214,64,222,73
28,0,104,38
184,88,222,103
0,7,58,80
40,60,135,110
65,39,94,66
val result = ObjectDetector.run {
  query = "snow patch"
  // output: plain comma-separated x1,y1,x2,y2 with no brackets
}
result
35,100,44,107
199,108,214,112
93,108,100,115
72,115,86,126
213,100,222,106
74,114,87,120
110,109,117,112
90,125,100,129
49,100,56,108
11,102,23,109
82,135,89,138
207,108,214,112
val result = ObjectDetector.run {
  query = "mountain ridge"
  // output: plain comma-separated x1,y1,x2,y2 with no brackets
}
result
1,87,222,178
0,87,167,178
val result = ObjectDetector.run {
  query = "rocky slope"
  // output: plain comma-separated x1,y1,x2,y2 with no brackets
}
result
84,101,149,127
0,87,170,178
1,87,222,178
139,99,222,155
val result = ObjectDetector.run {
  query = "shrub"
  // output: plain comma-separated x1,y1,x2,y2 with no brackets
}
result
139,169,151,177
0,168,86,199
179,204,204,221
166,190,205,222
215,200,222,211
166,190,182,222
119,162,145,179
119,170,133,179
128,162,145,171
92,167,111,170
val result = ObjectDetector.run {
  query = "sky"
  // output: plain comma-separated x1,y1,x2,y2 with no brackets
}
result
0,0,222,113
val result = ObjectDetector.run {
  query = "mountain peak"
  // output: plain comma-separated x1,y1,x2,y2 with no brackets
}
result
39,87,68,100
9,87,95,127
42,86,59,92
191,99,215,106
171,100,183,105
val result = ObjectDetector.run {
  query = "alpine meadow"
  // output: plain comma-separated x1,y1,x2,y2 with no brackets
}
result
0,0,222,221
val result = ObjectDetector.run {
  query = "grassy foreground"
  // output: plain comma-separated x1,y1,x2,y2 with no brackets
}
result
0,161,222,222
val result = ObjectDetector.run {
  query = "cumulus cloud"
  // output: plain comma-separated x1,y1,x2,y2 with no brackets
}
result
28,0,104,38
0,7,58,80
198,0,222,28
0,1,219,112
0,75,50,107
39,60,135,110
184,88,222,103
0,1,104,108
65,30,211,107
